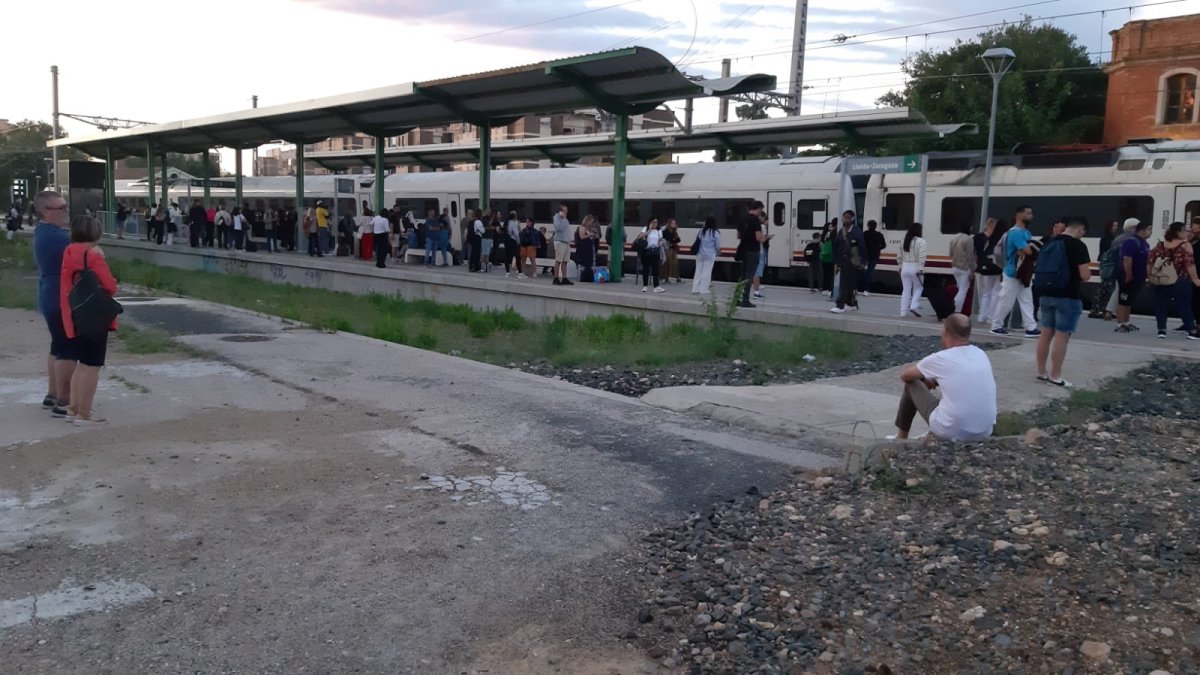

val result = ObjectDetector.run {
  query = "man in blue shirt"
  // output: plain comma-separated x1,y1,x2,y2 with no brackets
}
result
1114,220,1152,333
989,205,1041,337
31,190,77,415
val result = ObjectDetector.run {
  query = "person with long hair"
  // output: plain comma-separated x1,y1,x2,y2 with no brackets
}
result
691,216,721,295
59,215,118,425
975,218,1007,325
505,210,522,277
575,214,598,282
636,218,665,293
661,218,682,283
1148,221,1200,339
899,222,927,317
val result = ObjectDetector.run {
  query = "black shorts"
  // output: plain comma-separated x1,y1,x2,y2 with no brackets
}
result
1117,278,1144,307
43,311,77,360
74,334,109,368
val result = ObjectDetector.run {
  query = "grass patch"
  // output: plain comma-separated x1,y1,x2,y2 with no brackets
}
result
115,324,174,354
33,251,873,372
0,237,39,310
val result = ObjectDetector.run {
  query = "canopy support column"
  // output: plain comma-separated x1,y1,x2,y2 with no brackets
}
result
234,148,243,210
104,146,114,213
295,142,305,248
202,150,211,208
608,114,629,283
160,153,168,207
374,136,385,212
146,144,156,210
478,122,491,210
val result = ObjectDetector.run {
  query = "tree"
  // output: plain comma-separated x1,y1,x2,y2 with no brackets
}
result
125,151,222,178
0,120,73,207
875,19,1107,155
718,102,779,161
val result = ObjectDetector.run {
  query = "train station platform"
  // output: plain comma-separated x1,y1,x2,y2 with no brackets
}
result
99,238,1200,361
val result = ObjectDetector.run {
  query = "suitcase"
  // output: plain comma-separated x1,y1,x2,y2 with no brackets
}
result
579,267,594,283
244,239,258,253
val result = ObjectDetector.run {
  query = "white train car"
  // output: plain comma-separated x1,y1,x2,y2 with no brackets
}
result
114,141,1200,287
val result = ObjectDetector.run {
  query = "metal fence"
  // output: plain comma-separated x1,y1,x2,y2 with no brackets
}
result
96,210,145,238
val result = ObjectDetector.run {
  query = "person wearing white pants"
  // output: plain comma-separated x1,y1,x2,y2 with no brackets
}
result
691,217,721,295
948,223,976,313
976,273,1002,324
989,206,1040,337
973,218,1005,324
898,222,927,317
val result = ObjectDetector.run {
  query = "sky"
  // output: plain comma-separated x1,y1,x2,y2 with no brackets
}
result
5,0,1200,170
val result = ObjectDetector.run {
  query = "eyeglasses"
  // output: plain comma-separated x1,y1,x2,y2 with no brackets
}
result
45,205,68,211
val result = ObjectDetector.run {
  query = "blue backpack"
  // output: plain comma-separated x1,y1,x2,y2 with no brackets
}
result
1033,238,1071,293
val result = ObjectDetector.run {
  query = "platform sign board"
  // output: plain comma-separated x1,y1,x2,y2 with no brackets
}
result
840,154,929,225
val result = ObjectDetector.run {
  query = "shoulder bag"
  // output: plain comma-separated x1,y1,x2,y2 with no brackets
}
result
69,249,123,340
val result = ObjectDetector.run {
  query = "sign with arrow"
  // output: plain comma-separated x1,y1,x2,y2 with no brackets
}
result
843,154,926,175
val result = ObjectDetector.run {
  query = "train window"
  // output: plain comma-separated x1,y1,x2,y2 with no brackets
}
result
1184,201,1200,223
560,201,581,221
772,201,786,227
883,193,915,231
450,201,458,218
676,200,722,228
940,197,979,234
624,200,642,226
1117,159,1146,171
977,195,1154,238
586,201,611,225
664,173,685,184
506,201,527,219
796,199,827,229
649,201,676,223
465,199,479,216
1153,159,1166,170
424,198,440,216
725,200,751,230
532,201,553,222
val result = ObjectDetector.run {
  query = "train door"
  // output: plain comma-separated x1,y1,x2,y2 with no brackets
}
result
767,191,792,268
447,193,461,247
1174,186,1200,233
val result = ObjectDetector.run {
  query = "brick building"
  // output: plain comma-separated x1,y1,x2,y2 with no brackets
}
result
1104,13,1200,145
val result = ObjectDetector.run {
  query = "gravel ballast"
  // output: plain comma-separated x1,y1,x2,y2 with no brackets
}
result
634,403,1199,672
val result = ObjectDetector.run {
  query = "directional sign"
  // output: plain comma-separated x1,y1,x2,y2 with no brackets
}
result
843,155,926,175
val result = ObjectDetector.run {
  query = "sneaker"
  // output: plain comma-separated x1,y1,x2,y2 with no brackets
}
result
72,416,107,427
738,301,756,308
1157,330,1167,339
861,291,871,297
1115,324,1133,333
830,306,846,314
1188,331,1200,341
653,286,665,293
1024,329,1042,338
1174,324,1188,332
909,310,922,318
505,272,511,278
1048,378,1073,388
1036,373,1050,383
517,273,526,279
42,395,56,409
51,405,70,418
641,286,648,293
850,304,860,311
989,327,1010,336
552,278,562,286
1129,324,1141,332
673,278,681,284
562,280,574,286
752,291,764,299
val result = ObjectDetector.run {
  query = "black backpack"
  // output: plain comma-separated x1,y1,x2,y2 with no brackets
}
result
69,250,123,340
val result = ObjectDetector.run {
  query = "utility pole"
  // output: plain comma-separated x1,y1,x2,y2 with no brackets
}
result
51,65,60,188
718,59,732,124
790,0,809,116
251,95,258,178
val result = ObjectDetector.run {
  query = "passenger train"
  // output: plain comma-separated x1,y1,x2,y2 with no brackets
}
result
116,140,1200,286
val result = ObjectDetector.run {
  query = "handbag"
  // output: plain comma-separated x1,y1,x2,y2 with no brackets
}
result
1149,245,1180,286
689,234,701,256
632,237,647,253
69,249,123,340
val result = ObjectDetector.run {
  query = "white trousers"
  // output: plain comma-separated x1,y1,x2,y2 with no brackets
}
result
900,262,924,315
976,274,1002,323
952,268,972,313
991,275,1035,331
692,258,715,294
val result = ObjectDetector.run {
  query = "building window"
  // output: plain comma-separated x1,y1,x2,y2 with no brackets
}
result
1163,73,1197,124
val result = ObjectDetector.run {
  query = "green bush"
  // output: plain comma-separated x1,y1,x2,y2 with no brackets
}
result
468,314,496,339
414,332,438,349
372,315,409,345
316,315,353,332
542,317,568,355
438,303,474,325
492,308,526,331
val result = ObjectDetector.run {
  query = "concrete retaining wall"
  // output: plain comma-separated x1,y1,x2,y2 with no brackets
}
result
101,240,940,338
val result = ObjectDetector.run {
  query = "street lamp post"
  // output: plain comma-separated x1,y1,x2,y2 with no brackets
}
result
979,47,1015,232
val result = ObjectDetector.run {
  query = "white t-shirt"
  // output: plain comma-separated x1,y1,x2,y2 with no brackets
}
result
473,219,485,236
371,214,390,234
233,213,245,231
643,228,663,249
916,345,996,440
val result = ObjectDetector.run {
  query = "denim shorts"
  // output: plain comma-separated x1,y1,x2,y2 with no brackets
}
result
755,252,767,278
1038,295,1082,334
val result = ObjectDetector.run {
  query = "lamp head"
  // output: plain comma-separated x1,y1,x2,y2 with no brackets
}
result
981,47,1016,76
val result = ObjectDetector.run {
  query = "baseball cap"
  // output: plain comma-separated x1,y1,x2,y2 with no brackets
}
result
1123,217,1140,228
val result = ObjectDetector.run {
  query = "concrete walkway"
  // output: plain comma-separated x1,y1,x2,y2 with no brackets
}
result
642,341,1156,445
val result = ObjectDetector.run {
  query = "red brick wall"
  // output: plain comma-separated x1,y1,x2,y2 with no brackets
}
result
1104,14,1200,144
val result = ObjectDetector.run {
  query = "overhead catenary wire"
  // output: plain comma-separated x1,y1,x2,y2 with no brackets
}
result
682,0,1186,68
453,0,644,43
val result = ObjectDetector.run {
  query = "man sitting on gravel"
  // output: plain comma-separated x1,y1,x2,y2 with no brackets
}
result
891,313,997,441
